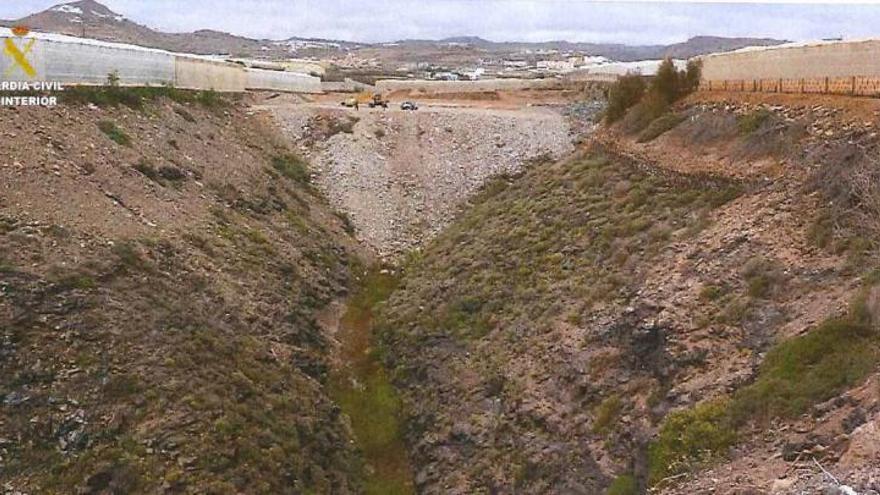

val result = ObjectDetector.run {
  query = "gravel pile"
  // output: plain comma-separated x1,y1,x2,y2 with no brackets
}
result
271,104,575,258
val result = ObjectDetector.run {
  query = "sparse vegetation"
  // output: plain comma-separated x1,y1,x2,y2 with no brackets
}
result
134,159,186,185
174,106,196,123
592,394,623,435
637,112,687,143
741,256,785,299
649,289,879,486
737,109,772,135
699,283,727,302
98,120,131,146
0,87,366,495
272,153,311,184
729,311,877,424
64,84,229,110
329,269,414,495
380,148,741,347
376,148,741,491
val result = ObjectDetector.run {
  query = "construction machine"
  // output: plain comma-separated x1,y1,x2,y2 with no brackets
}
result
368,93,390,108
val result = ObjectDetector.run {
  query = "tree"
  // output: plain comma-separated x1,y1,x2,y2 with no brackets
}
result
652,58,680,105
682,59,703,94
605,74,646,124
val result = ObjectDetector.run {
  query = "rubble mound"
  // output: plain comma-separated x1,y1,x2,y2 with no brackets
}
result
268,103,576,258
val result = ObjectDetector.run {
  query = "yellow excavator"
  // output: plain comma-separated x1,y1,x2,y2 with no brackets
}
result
340,91,388,109
368,93,389,108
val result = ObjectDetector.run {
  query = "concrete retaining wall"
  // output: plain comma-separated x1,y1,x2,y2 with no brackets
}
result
321,78,374,93
699,39,880,97
374,78,565,93
174,57,246,92
1,28,321,94
245,68,322,93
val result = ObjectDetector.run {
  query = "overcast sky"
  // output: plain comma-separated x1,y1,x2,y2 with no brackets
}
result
5,1,880,45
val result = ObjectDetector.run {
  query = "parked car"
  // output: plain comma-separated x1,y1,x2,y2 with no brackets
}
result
400,101,419,111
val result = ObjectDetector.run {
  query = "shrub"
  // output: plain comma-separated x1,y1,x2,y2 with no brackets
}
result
98,120,131,146
134,160,186,185
608,58,702,132
637,112,687,143
650,293,878,487
592,394,622,435
648,399,736,485
607,474,638,495
134,159,160,181
63,85,227,110
174,106,196,123
605,74,646,124
741,256,784,299
729,316,876,424
652,58,681,105
158,165,186,182
737,109,771,135
621,90,669,134
442,297,492,339
196,89,224,109
682,59,703,94
699,284,726,302
271,154,311,184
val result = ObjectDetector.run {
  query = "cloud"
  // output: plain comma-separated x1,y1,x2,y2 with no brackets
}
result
4,0,880,44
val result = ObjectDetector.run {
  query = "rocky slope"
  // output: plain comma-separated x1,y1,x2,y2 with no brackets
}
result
0,89,367,493
374,93,880,494
267,101,577,258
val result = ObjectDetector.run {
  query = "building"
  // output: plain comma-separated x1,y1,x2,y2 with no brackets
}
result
537,60,576,72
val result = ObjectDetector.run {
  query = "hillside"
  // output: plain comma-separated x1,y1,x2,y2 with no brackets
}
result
6,0,361,57
0,89,369,493
370,92,880,493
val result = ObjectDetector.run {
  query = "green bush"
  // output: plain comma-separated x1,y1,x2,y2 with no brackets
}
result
648,399,736,485
741,256,784,299
605,74,646,124
682,59,703,94
271,154,311,184
637,112,687,143
699,284,726,301
607,474,638,495
737,109,771,135
652,58,682,105
621,90,670,134
729,316,876,424
649,294,879,487
608,58,702,132
98,120,131,146
592,394,623,434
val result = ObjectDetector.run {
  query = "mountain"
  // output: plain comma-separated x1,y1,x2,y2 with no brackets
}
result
14,0,163,45
661,35,785,58
8,1,787,62
8,0,356,57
